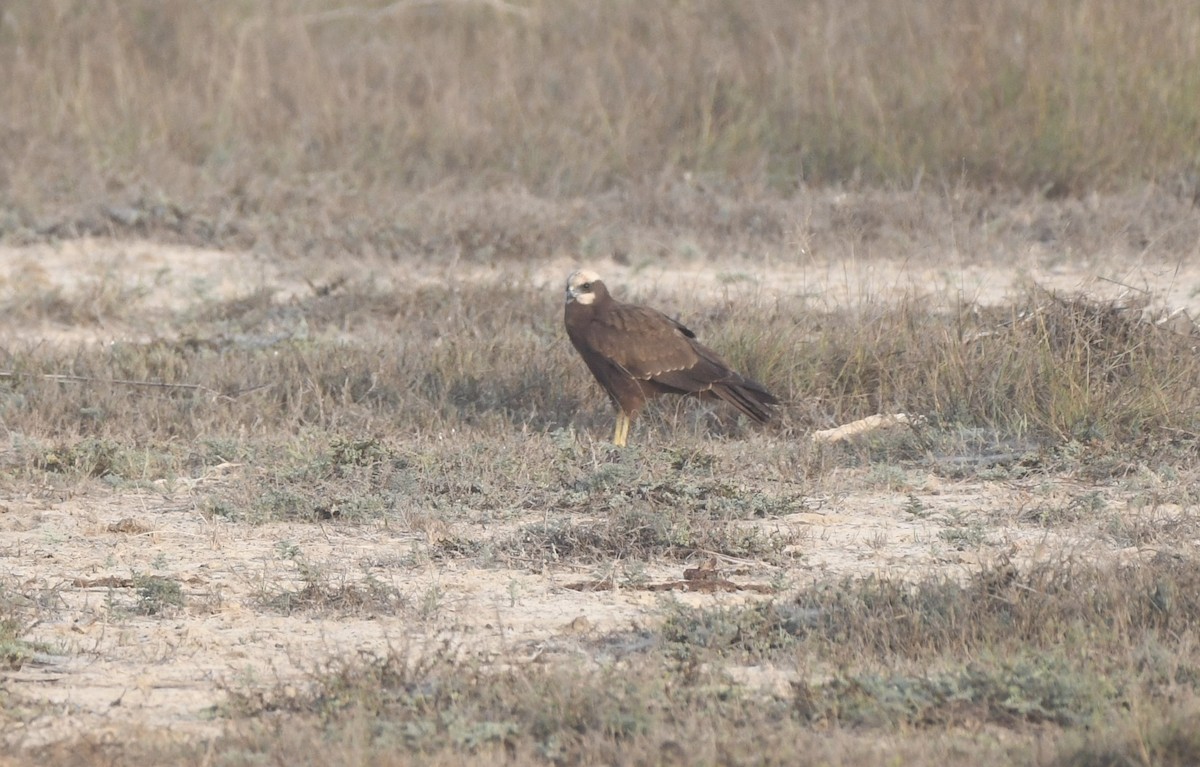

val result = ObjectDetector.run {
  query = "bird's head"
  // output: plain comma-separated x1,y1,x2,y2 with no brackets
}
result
565,269,603,305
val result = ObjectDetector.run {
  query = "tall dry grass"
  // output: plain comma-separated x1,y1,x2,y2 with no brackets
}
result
3,279,1198,464
2,0,1199,216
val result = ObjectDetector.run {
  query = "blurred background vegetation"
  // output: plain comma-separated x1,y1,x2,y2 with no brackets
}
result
2,0,1198,218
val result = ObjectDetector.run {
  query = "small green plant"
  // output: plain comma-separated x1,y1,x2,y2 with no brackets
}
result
418,585,443,619
938,523,988,549
0,612,52,670
327,436,392,471
38,438,122,478
903,493,930,518
133,575,186,616
258,544,404,616
793,655,1118,728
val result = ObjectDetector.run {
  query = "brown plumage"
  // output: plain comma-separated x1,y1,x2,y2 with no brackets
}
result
563,269,779,446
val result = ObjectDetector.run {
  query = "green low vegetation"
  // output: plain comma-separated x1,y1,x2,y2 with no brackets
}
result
165,561,1200,764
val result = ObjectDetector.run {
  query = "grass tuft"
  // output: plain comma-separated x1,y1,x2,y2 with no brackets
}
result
3,0,1199,212
794,655,1118,728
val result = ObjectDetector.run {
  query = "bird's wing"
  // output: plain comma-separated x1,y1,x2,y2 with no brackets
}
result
588,303,735,387
585,304,697,377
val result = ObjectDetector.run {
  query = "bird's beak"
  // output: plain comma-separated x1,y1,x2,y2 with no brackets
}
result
564,287,576,304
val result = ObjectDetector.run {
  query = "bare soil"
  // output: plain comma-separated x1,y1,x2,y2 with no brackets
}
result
2,236,1198,752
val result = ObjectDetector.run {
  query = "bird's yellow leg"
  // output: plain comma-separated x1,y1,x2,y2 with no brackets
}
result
613,411,629,447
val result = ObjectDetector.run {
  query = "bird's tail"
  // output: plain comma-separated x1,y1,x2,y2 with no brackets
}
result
711,378,779,424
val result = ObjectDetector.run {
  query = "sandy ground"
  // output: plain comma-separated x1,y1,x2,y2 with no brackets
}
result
1,238,1197,750
2,468,1161,749
3,237,1199,345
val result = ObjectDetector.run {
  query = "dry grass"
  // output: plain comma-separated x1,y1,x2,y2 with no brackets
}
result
3,259,1195,763
4,271,1200,763
3,279,1197,479
23,557,1200,766
2,1,1200,251
3,6,1200,763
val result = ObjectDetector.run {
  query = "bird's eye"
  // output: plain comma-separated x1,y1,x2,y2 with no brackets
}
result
581,282,592,290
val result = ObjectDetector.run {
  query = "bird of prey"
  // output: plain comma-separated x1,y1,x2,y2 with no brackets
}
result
563,269,778,446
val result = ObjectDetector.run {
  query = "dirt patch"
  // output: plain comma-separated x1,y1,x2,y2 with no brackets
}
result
0,237,1196,752
3,237,1200,348
0,454,1157,750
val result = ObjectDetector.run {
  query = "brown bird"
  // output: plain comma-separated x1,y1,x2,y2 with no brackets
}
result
563,269,779,446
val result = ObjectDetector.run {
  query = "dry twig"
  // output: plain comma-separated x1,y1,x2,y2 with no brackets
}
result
0,371,270,400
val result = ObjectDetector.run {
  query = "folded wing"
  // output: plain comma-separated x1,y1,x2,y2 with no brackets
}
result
586,304,778,423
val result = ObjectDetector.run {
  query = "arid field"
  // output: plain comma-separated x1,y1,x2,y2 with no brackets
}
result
4,3,1200,766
